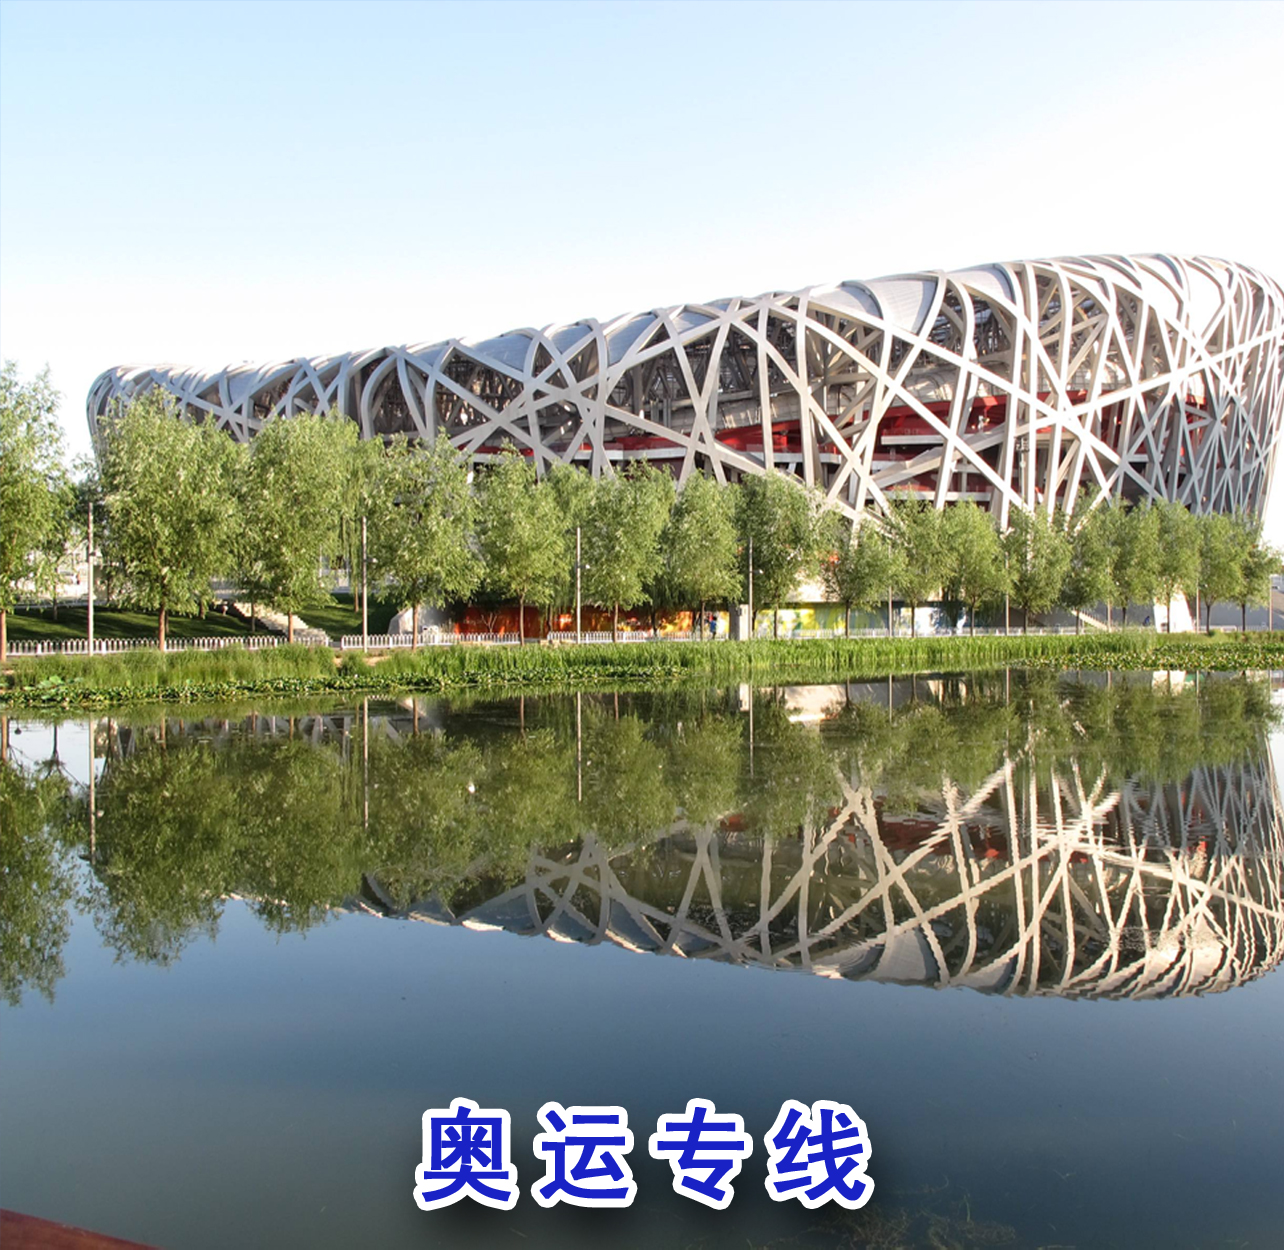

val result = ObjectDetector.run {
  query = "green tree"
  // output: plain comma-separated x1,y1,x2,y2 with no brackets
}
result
0,363,71,662
240,412,359,642
1112,503,1160,627
1060,499,1114,633
823,517,901,636
369,435,481,646
736,471,825,638
661,472,740,638
888,500,945,638
1231,514,1279,632
97,390,238,650
940,501,1007,635
1155,500,1200,632
544,463,597,627
1197,512,1243,633
477,451,567,643
582,464,674,641
1003,508,1071,632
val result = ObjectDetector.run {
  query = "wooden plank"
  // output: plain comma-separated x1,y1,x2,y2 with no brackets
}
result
0,1210,156,1250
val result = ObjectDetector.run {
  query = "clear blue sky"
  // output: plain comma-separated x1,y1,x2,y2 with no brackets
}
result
3,0,1283,522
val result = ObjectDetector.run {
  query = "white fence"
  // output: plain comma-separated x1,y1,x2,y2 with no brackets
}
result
8,635,285,657
338,632,520,650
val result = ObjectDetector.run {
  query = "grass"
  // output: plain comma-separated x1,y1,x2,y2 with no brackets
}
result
5,631,1284,710
4,602,255,642
294,592,400,640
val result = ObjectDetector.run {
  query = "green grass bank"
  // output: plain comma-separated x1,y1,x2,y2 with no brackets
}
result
5,632,1284,711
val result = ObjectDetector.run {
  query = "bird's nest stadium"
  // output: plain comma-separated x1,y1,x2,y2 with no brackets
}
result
88,253,1284,524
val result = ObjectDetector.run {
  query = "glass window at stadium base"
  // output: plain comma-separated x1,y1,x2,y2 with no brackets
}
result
4,674,1284,1248
87,254,1284,525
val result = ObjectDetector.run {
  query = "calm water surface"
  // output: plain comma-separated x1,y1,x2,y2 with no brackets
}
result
3,672,1283,1248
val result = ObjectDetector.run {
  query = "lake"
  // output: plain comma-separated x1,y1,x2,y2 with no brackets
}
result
3,671,1283,1248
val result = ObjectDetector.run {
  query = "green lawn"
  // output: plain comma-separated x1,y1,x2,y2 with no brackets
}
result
297,592,400,640
5,603,256,642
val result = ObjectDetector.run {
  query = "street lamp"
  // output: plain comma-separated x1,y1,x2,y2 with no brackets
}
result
574,526,591,644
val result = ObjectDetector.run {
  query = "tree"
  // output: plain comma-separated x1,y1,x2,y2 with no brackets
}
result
887,500,945,638
97,390,238,650
736,471,825,638
823,517,901,637
0,363,70,662
1060,498,1114,633
1196,512,1243,633
660,472,740,638
1003,508,1070,632
1231,514,1279,632
477,450,566,643
240,412,359,642
369,435,481,647
582,463,674,641
940,501,1007,635
1155,500,1200,632
1111,503,1160,627
543,463,597,627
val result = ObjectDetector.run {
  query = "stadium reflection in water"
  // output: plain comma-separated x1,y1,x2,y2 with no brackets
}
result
26,670,1279,1008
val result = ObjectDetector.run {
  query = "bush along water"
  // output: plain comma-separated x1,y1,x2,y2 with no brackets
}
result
7,633,1284,710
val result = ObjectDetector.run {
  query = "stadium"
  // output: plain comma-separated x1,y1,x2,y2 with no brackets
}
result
88,253,1284,524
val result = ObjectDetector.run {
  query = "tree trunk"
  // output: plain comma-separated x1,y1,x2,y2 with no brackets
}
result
1121,604,1128,628
699,601,705,641
910,604,917,639
612,603,619,643
250,601,257,634
845,601,852,638
1207,602,1213,634
287,613,295,645
1242,602,1248,633
1076,611,1081,635
52,584,58,621
1023,607,1029,635
888,589,894,638
158,604,168,653
1167,592,1172,633
969,601,976,637
0,608,6,664
773,607,779,639
411,604,419,652
519,595,526,645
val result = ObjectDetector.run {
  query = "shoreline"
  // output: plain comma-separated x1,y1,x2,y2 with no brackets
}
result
4,633,1284,711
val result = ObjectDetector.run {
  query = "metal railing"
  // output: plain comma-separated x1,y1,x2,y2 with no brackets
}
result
7,635,285,657
338,632,521,650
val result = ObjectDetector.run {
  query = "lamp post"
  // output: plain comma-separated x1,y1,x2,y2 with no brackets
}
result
361,514,369,651
574,526,591,644
86,499,94,656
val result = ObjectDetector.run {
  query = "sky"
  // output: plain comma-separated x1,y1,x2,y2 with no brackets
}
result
2,0,1284,525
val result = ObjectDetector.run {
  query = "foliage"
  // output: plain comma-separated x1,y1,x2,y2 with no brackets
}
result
0,757,74,1004
0,363,71,657
97,390,239,648
1155,500,1200,629
368,435,481,638
658,471,741,633
1197,512,1244,632
940,501,1007,633
1060,497,1114,629
735,471,826,636
887,500,947,636
581,463,674,638
1111,503,1160,624
1003,508,1071,631
823,517,901,634
476,450,567,641
239,412,359,633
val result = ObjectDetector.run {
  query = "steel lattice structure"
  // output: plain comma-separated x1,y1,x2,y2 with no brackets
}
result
370,751,1284,1001
89,254,1284,522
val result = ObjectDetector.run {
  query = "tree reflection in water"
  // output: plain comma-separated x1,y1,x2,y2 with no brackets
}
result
3,672,1282,1003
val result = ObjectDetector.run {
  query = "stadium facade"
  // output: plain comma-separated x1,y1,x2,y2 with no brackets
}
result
88,253,1284,524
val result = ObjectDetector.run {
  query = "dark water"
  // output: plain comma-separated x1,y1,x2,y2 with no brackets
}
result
3,672,1283,1249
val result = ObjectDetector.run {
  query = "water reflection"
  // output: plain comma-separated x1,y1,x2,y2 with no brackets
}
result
3,672,1283,1005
